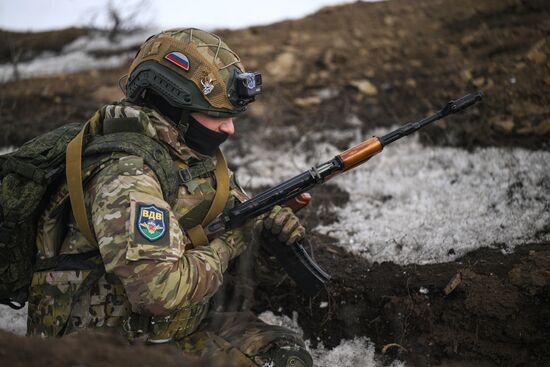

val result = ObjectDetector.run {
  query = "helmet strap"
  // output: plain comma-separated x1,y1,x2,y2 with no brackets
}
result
177,110,190,142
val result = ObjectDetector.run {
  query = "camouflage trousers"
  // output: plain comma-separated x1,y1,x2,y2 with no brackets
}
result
180,311,311,367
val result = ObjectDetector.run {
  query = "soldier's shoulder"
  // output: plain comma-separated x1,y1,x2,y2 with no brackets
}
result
88,155,160,189
86,154,164,203
94,155,146,176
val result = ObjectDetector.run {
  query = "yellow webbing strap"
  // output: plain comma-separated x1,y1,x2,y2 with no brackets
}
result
187,149,230,247
187,225,209,248
66,114,100,246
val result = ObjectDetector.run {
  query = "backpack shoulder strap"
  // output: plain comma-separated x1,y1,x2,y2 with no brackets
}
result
66,113,101,247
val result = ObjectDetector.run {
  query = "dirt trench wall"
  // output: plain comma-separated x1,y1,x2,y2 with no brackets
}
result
250,240,550,366
0,0,549,366
0,329,231,367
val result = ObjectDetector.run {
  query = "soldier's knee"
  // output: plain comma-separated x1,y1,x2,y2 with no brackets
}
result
259,344,313,367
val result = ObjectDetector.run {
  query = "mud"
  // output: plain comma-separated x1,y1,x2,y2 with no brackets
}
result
0,0,549,366
250,237,550,366
0,329,228,367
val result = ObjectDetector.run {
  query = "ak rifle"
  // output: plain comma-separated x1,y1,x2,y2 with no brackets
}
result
206,91,483,296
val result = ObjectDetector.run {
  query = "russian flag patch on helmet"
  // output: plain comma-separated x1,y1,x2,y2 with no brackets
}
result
164,51,190,71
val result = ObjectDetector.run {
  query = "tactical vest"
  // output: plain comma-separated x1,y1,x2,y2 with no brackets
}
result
66,112,230,249
2,110,233,340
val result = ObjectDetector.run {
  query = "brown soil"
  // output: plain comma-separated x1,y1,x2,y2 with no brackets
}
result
218,0,550,151
0,329,230,367
0,0,549,366
0,27,89,64
1,0,549,150
250,236,550,367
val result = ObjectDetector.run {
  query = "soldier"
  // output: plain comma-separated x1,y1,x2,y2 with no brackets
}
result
27,28,312,367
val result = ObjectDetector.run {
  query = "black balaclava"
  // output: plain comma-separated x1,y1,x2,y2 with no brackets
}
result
183,117,229,156
144,91,229,156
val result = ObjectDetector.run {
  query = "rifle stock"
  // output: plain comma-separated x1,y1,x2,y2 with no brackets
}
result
205,91,483,296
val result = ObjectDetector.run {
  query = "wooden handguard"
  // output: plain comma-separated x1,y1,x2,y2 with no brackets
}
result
339,137,383,171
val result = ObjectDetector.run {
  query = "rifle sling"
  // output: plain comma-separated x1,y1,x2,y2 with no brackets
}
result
186,149,230,247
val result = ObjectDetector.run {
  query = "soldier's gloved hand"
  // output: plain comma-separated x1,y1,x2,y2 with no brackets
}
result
254,205,305,246
217,227,247,259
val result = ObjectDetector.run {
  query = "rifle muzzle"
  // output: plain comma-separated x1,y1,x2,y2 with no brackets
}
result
450,91,484,113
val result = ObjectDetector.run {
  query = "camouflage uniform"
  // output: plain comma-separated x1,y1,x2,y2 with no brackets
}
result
27,102,310,366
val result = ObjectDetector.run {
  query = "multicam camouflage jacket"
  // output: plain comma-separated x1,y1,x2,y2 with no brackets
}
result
27,101,250,341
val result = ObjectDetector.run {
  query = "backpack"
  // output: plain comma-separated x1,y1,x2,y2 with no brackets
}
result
0,113,185,309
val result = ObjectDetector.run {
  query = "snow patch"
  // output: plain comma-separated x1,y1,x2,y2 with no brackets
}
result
318,137,550,264
0,29,156,82
258,310,304,337
228,126,550,265
0,305,27,335
0,146,16,155
312,337,405,367
259,311,405,367
0,50,131,82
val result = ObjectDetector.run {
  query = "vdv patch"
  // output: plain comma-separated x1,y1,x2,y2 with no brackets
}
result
137,204,167,242
164,51,190,71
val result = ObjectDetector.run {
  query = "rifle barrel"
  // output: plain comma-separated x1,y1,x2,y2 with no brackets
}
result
206,91,483,237
203,91,483,296
379,91,483,147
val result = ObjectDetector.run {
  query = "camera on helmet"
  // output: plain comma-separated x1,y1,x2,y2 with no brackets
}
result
236,72,262,100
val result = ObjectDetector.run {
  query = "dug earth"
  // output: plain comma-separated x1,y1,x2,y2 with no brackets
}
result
0,0,548,365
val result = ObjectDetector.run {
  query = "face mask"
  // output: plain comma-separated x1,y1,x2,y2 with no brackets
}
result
183,116,229,156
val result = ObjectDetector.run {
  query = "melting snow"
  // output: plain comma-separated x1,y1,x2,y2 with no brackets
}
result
259,311,405,366
0,146,16,155
0,305,27,335
258,310,305,337
228,126,550,265
0,29,156,82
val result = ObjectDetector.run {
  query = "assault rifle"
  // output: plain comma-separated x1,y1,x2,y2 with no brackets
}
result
207,91,483,296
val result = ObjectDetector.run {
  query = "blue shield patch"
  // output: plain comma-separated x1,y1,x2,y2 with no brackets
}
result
137,204,167,242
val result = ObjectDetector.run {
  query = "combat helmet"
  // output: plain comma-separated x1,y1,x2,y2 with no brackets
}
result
126,28,262,118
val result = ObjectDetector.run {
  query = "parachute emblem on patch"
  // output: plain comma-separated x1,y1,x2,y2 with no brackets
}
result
201,77,214,95
137,204,167,242
164,51,190,71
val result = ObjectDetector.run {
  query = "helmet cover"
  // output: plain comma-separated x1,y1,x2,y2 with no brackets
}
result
127,28,252,117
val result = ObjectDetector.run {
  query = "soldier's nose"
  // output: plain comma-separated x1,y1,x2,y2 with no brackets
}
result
219,119,235,135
